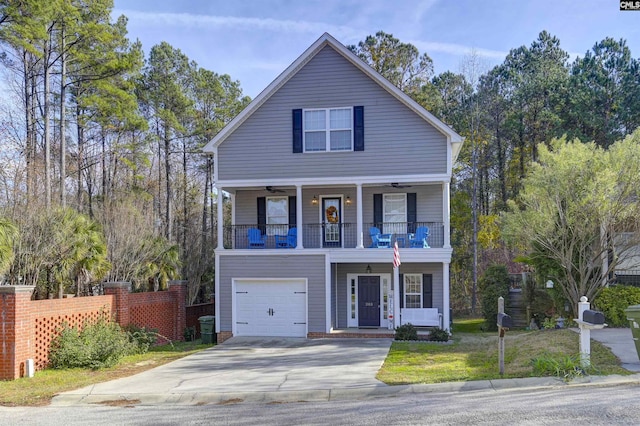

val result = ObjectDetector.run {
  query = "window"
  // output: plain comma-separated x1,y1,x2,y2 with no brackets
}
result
266,196,288,236
304,107,353,152
383,193,407,234
404,274,422,309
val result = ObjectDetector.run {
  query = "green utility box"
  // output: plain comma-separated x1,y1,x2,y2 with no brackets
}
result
624,305,640,358
198,315,216,344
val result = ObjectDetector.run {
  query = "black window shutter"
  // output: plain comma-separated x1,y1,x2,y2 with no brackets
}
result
399,274,404,309
288,196,297,227
257,197,266,233
292,109,303,153
373,194,382,228
407,193,417,233
353,106,364,151
422,274,433,308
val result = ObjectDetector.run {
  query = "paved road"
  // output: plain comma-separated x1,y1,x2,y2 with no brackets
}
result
5,381,640,425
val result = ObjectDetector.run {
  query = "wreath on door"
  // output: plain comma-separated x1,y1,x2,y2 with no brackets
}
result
325,206,339,223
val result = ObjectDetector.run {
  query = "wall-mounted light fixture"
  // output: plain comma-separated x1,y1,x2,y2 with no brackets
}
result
345,196,351,205
312,195,318,205
366,264,372,274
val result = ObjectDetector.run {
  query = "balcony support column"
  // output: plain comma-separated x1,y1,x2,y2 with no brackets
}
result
443,261,450,332
443,181,451,249
296,185,304,249
356,183,364,249
216,185,224,250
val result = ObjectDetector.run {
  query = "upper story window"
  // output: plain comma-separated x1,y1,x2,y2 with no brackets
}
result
304,107,353,152
266,196,288,236
383,193,407,234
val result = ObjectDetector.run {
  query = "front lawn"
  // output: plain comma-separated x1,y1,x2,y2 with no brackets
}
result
0,341,211,407
377,329,629,385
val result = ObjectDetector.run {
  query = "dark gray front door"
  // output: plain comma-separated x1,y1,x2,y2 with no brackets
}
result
358,276,380,327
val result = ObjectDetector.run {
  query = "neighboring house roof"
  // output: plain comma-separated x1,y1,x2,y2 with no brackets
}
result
202,32,464,161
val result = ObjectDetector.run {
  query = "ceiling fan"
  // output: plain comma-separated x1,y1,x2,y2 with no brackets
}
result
265,186,285,193
390,182,412,189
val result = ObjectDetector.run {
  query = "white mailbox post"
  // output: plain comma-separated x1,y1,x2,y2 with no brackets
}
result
574,296,606,367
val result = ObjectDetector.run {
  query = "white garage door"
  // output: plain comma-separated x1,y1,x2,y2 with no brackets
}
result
235,280,307,337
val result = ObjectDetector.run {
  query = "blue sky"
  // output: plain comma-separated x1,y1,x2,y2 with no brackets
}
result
113,0,640,98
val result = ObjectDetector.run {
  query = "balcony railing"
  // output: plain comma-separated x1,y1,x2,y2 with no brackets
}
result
223,222,444,249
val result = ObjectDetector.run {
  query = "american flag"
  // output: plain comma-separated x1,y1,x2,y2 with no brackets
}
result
393,241,401,269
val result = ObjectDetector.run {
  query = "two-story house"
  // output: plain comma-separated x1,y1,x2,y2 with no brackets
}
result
202,33,463,343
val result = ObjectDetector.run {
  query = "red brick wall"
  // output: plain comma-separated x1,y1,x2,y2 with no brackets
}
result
0,282,186,380
32,296,114,369
128,292,176,343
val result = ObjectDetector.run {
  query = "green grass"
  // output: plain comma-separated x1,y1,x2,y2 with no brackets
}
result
0,341,211,407
451,317,485,333
377,329,629,385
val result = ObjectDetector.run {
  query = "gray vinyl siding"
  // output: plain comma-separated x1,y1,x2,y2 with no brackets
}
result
217,45,448,180
334,263,443,329
233,185,442,225
218,255,326,333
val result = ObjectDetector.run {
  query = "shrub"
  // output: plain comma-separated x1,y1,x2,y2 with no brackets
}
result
50,317,137,369
183,326,196,342
428,327,449,342
479,265,511,331
531,352,589,381
593,285,640,327
395,323,418,340
541,317,556,330
529,289,555,327
124,325,158,354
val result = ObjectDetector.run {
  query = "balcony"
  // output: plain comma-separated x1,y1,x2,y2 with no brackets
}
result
223,222,444,249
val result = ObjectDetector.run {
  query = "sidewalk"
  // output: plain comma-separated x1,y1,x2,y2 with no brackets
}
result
588,327,640,372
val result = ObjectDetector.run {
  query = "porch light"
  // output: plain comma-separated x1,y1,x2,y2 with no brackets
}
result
312,195,318,205
366,264,372,273
345,196,351,205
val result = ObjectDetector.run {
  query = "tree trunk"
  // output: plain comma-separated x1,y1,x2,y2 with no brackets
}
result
76,101,84,210
101,130,106,199
59,25,66,208
182,139,187,277
202,156,210,252
23,50,34,206
164,125,172,240
44,35,52,209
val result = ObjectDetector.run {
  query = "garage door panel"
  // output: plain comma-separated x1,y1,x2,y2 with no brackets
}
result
235,281,307,337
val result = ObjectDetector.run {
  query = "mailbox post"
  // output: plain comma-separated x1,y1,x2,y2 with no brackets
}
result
574,296,606,368
497,296,512,375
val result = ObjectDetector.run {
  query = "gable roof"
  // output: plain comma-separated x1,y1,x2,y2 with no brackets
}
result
202,32,464,161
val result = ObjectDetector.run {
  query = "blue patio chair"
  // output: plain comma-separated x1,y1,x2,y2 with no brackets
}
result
408,226,430,248
369,226,392,248
275,227,297,248
247,227,267,249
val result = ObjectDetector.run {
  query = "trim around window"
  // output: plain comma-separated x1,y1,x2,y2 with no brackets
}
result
403,274,423,309
303,107,353,152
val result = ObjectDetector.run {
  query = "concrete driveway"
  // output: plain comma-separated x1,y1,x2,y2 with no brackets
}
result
52,337,393,405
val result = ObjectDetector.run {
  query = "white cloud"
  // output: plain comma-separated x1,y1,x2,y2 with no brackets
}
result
117,9,361,41
412,39,507,60
411,0,439,23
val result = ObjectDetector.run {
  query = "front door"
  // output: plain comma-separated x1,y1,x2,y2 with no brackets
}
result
358,276,381,327
322,198,341,248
